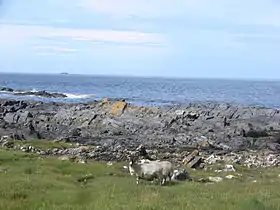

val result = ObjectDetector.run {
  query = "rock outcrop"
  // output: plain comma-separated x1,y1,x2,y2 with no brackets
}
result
1,87,67,98
1,98,280,163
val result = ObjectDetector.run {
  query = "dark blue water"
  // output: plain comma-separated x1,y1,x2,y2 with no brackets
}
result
0,73,280,108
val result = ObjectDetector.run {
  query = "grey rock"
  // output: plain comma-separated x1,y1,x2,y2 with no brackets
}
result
4,113,19,124
187,156,203,169
171,169,190,181
183,150,199,164
14,90,67,98
2,140,13,148
0,135,9,142
0,87,14,92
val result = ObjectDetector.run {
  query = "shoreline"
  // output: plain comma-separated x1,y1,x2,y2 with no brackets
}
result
1,97,280,168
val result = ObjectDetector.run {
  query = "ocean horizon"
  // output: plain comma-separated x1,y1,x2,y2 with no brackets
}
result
1,72,280,108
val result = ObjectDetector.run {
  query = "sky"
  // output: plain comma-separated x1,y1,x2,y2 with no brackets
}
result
0,0,280,79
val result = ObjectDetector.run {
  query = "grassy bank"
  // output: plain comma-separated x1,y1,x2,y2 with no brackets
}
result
8,139,74,150
0,148,280,210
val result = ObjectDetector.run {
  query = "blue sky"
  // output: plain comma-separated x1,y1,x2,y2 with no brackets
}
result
0,0,280,79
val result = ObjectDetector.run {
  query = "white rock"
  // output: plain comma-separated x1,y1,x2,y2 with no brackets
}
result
205,154,221,165
224,164,236,172
107,161,113,166
225,175,236,179
208,176,223,183
0,136,9,142
58,155,70,161
78,159,86,164
175,110,185,116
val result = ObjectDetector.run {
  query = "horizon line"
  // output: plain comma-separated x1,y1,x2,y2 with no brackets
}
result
1,71,280,82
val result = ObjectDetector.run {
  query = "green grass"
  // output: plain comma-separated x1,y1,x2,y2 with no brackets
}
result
0,148,280,210
10,139,74,150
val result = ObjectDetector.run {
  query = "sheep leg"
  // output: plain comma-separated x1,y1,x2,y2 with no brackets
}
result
167,174,172,182
159,175,166,185
161,178,166,185
136,176,139,185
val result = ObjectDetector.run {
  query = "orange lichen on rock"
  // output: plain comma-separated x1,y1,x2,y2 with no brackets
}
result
111,101,127,115
102,98,109,103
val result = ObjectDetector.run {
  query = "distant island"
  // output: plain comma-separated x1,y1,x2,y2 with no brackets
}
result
60,72,69,75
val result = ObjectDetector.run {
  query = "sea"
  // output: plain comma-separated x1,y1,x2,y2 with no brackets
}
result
0,73,280,108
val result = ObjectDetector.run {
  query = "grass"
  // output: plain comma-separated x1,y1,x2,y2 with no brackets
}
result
0,148,280,210
9,139,74,150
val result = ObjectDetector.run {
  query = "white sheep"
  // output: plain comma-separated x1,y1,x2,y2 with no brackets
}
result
128,159,155,176
128,157,174,185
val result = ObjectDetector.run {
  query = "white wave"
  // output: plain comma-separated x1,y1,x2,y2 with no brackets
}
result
65,93,93,99
31,88,38,92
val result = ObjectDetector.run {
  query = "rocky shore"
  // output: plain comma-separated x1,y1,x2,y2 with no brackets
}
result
1,97,280,168
0,87,67,98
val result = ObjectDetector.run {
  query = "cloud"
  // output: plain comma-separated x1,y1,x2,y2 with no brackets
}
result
0,23,167,58
0,24,165,44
